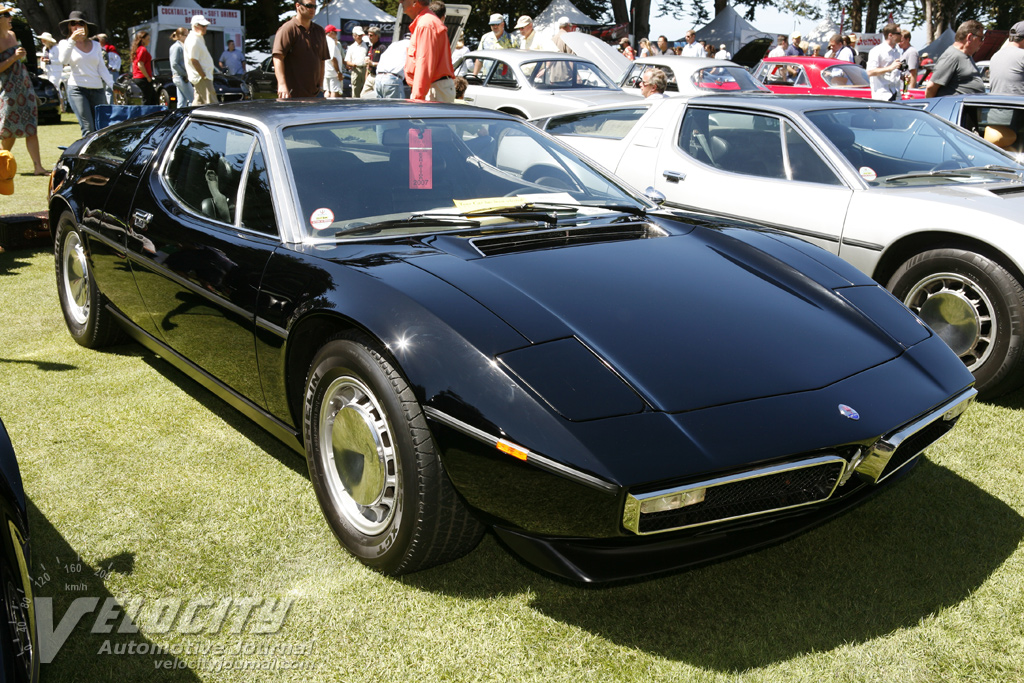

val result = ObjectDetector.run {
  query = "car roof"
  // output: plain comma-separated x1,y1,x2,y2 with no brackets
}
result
461,49,585,65
761,56,856,67
188,99,517,129
635,56,737,69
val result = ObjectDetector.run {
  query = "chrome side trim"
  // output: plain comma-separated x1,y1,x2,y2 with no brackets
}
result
623,454,848,535
856,387,976,483
662,202,843,244
423,407,618,493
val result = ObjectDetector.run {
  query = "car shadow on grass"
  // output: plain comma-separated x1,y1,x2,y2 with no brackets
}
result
404,459,1024,672
0,249,48,276
26,498,202,682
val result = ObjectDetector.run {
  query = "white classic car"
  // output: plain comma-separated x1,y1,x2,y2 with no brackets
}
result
535,94,1024,398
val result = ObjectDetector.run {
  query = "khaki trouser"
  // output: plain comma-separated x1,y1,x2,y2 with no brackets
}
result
191,78,217,106
426,78,455,103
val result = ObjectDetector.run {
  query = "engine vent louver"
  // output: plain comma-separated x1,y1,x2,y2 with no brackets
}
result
988,185,1024,197
471,222,663,257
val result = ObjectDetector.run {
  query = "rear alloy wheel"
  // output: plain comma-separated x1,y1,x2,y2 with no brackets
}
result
303,332,484,575
54,212,125,348
888,248,1024,398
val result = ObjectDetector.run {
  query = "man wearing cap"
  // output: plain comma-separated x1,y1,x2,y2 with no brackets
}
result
323,25,343,97
788,32,803,56
345,26,368,97
185,14,217,105
273,0,329,98
362,26,384,97
989,22,1024,95
552,17,575,54
480,14,518,51
515,16,546,51
38,32,62,87
402,0,455,102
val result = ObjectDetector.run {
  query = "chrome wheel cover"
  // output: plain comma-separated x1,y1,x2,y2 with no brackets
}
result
318,375,398,536
904,272,995,370
61,230,90,326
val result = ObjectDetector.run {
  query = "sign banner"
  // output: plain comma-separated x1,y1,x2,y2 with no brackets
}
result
157,6,242,28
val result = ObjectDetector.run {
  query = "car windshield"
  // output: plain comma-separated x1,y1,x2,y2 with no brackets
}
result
805,107,1023,185
520,59,618,90
691,66,767,92
283,117,645,239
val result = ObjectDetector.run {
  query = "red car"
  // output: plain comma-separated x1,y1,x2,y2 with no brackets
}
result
753,56,925,100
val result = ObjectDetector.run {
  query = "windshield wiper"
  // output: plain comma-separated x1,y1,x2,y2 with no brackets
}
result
464,201,648,220
882,169,973,183
333,215,481,237
959,164,1024,176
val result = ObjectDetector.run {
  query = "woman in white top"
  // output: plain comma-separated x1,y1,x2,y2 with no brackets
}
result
57,10,112,137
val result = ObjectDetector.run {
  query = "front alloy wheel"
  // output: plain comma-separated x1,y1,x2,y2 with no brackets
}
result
888,248,1024,398
54,211,124,348
303,332,484,575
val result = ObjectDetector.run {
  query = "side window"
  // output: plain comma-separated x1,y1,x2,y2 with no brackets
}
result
487,61,518,88
678,108,786,179
782,122,842,185
622,63,644,89
241,142,277,236
82,119,160,163
544,107,648,139
163,121,254,224
963,105,1023,151
465,57,496,83
792,67,809,87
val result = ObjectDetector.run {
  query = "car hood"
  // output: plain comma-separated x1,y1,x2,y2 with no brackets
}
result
562,32,631,83
539,88,638,107
411,223,926,413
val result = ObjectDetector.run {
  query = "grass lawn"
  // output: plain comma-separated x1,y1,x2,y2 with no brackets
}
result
1,120,1023,682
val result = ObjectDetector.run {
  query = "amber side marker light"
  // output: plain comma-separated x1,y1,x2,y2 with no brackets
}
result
496,439,529,461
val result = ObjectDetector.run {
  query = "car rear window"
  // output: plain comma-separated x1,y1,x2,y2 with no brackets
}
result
544,107,649,139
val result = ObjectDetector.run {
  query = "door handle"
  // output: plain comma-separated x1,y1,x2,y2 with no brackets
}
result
663,170,686,183
464,96,474,102
131,209,153,232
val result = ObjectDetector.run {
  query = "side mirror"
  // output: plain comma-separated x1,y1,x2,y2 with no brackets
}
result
644,187,666,205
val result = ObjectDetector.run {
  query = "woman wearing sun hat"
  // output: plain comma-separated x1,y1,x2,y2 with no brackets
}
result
57,9,113,136
0,4,47,175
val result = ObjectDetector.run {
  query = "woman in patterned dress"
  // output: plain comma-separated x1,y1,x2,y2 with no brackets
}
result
0,5,47,175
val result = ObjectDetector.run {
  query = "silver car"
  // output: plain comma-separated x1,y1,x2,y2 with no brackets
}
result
537,94,1024,398
619,56,769,96
455,49,637,119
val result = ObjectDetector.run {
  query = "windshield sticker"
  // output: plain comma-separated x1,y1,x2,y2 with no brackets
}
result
859,167,877,181
410,128,433,190
453,197,536,211
310,208,335,230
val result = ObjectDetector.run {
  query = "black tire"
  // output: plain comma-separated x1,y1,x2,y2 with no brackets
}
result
54,211,125,348
887,248,1024,398
303,332,484,575
158,87,174,110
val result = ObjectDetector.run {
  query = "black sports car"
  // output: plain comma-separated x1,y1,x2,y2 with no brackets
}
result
47,100,976,583
29,73,60,125
111,60,250,109
243,56,351,98
0,418,38,682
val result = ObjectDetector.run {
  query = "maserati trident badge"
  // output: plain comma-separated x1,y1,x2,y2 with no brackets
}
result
839,404,860,420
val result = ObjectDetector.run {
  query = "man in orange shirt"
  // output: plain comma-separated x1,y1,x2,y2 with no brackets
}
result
402,0,455,102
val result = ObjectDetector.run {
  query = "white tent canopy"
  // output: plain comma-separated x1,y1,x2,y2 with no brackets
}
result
694,5,771,57
533,0,601,33
314,0,397,35
805,19,840,47
131,0,244,64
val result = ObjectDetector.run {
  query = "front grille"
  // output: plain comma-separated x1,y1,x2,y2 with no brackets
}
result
471,222,662,256
876,412,955,482
623,456,846,535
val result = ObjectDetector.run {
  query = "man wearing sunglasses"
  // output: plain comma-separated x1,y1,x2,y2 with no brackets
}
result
273,0,329,98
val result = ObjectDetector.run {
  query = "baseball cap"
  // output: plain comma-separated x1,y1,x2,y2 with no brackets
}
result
190,14,210,26
514,16,532,29
1011,21,1024,40
488,13,503,25
558,16,571,27
352,26,365,35
324,24,339,34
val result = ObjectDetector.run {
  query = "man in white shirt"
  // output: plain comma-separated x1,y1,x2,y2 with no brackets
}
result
185,14,217,105
515,15,550,51
323,24,343,97
768,35,788,58
345,26,368,98
866,23,903,100
680,31,703,57
715,43,731,60
374,38,408,99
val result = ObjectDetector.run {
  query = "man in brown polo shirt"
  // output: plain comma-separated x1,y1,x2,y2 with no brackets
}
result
273,0,329,98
